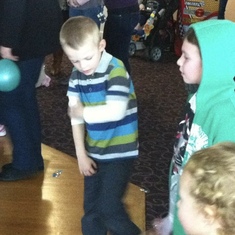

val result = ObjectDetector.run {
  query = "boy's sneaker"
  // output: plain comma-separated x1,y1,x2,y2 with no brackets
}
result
0,125,6,137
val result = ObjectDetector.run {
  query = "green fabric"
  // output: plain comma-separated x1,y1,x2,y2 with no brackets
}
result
173,20,235,235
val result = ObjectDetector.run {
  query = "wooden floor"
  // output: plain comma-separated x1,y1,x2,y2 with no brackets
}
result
0,137,145,235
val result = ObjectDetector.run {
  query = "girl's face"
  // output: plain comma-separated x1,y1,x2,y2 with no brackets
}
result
177,39,202,84
178,172,217,235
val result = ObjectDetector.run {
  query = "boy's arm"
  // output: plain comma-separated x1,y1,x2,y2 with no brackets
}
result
68,96,97,176
71,124,97,176
83,100,128,123
68,96,85,125
69,96,129,124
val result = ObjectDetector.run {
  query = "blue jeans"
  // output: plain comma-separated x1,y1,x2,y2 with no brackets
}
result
82,159,141,235
69,5,103,28
0,57,44,170
103,11,139,74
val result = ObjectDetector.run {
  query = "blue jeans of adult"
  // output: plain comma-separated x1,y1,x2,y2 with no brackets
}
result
69,5,102,28
82,159,141,235
103,9,139,74
0,57,44,171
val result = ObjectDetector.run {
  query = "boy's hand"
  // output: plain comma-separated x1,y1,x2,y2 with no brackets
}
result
77,155,97,176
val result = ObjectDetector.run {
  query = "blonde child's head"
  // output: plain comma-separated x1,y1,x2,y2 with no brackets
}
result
178,142,235,235
59,16,106,76
60,16,101,49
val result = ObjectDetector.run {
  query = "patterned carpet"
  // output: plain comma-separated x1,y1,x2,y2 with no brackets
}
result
38,50,187,230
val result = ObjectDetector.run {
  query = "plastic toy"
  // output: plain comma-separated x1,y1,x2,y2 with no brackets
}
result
144,10,157,37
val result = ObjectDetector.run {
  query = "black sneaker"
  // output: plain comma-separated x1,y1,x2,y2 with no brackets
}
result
2,163,44,172
0,167,39,181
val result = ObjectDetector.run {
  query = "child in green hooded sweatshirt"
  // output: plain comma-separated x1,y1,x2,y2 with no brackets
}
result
151,19,235,235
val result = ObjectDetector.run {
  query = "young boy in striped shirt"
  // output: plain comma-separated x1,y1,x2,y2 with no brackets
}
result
60,16,140,235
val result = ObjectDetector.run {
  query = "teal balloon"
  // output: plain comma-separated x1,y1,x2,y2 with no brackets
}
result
0,59,21,92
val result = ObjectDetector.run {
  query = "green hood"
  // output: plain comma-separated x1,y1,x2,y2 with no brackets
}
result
192,19,235,112
188,20,235,146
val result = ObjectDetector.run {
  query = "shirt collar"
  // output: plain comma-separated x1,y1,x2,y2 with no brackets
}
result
95,50,113,73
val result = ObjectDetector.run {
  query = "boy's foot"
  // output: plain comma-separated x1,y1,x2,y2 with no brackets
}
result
0,125,6,137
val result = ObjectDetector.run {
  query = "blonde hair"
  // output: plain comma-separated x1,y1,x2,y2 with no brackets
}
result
60,16,101,49
183,142,235,235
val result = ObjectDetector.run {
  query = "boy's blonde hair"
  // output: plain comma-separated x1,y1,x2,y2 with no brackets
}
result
184,142,235,235
60,16,101,49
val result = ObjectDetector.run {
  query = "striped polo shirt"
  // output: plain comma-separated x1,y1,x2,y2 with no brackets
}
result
67,50,138,161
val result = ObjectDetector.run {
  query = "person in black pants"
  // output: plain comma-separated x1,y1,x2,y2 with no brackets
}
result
0,0,62,181
103,0,140,74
